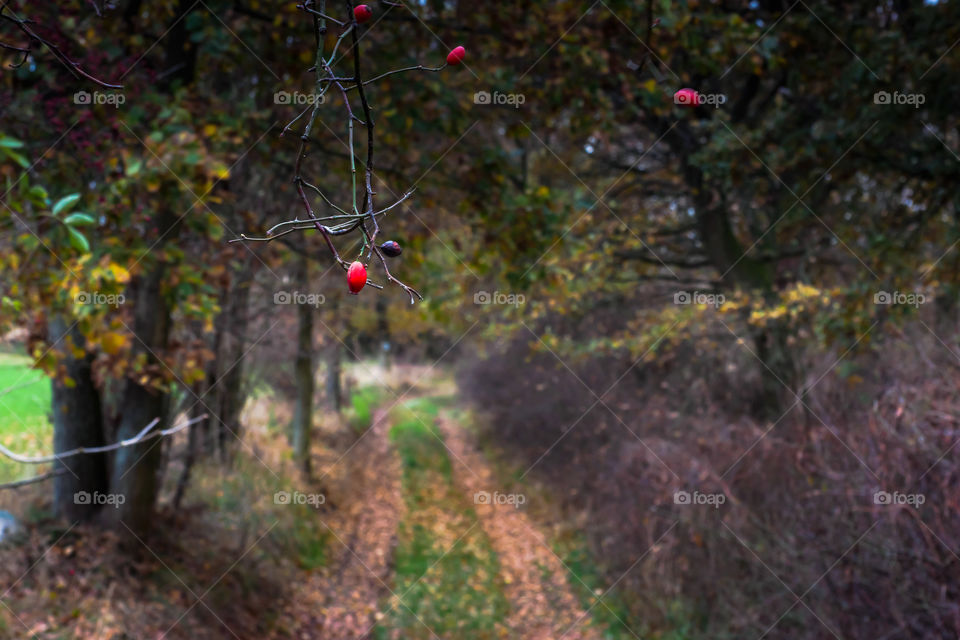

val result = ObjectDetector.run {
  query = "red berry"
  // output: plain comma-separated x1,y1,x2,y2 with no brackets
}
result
380,240,402,257
673,88,700,107
354,4,372,23
446,46,466,66
347,261,367,294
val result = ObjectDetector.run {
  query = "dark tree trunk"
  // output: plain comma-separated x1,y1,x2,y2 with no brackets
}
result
201,288,229,457
325,297,342,413
291,257,314,474
326,340,342,413
172,396,203,509
106,260,172,533
684,161,795,418
49,313,109,522
751,315,798,419
213,258,253,464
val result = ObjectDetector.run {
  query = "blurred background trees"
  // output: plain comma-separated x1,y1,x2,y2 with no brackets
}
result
2,0,960,637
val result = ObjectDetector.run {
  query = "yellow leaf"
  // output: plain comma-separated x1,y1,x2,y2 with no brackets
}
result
101,333,126,356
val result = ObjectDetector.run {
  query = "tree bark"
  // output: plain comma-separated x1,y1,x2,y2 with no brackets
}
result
291,257,314,474
325,297,342,413
105,260,172,533
172,385,203,509
682,159,795,417
214,259,252,464
49,313,109,522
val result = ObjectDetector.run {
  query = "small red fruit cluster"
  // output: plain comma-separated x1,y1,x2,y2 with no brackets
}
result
354,4,372,23
346,241,403,294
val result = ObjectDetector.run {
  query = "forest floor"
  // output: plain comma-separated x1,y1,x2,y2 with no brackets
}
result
277,364,617,639
0,362,632,639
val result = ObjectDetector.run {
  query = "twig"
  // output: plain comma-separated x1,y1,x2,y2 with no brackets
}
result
0,468,69,491
0,0,122,88
343,63,445,91
0,413,207,465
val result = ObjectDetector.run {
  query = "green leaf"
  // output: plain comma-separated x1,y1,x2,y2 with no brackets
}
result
67,226,90,253
0,136,24,149
125,158,143,177
2,147,29,169
52,193,81,216
64,213,96,226
27,185,48,202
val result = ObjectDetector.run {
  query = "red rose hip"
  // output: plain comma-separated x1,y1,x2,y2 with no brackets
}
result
446,45,466,66
347,261,367,294
354,4,372,23
673,88,700,106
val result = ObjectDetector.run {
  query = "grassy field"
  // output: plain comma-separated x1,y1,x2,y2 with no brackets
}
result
0,352,52,483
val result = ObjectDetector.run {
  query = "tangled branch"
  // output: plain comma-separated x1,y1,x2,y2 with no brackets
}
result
234,0,461,304
0,0,122,88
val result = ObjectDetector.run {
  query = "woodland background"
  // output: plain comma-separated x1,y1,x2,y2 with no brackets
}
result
1,1,960,638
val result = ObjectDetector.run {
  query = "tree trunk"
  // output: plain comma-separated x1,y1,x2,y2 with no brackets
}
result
751,316,798,419
214,260,252,464
291,257,314,474
49,313,109,522
200,288,229,458
685,161,795,418
173,397,203,509
106,251,173,533
325,298,342,413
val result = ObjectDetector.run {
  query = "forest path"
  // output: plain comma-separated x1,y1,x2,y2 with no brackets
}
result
278,380,606,639
437,414,604,640
277,406,404,639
